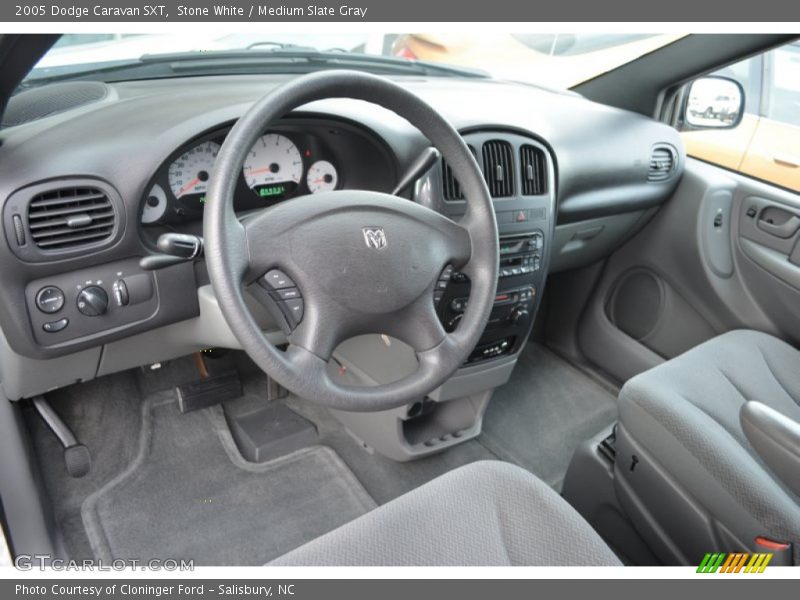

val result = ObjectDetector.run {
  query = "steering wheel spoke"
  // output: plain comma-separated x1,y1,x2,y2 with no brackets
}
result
391,292,448,353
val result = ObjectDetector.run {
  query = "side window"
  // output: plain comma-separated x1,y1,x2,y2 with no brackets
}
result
713,53,761,114
682,41,800,193
765,43,800,127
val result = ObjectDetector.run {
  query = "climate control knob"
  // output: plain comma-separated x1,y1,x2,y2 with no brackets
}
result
76,286,109,317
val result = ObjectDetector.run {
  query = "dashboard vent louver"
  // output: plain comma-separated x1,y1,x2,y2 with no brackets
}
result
441,145,476,200
648,145,677,182
482,140,514,198
442,158,463,200
27,186,116,251
519,145,547,195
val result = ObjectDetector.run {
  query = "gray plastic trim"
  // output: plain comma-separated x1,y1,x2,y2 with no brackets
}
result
0,390,60,561
97,285,285,377
702,189,734,278
551,212,647,273
0,325,100,401
562,426,660,565
330,390,493,462
740,238,800,291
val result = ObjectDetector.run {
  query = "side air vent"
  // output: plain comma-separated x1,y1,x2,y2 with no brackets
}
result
441,146,476,200
519,145,547,195
648,145,677,182
27,186,116,251
481,140,514,198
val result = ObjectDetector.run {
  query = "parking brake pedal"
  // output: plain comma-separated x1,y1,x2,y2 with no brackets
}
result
32,396,91,478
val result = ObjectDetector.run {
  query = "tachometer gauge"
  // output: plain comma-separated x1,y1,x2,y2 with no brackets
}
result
306,160,338,194
243,133,303,199
168,141,220,202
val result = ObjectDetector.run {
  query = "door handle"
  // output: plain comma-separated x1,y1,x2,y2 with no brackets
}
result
772,153,800,168
758,214,800,238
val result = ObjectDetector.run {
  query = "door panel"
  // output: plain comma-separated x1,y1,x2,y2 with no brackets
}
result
578,157,800,383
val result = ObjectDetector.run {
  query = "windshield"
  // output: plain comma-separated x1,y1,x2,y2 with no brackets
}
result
26,33,683,89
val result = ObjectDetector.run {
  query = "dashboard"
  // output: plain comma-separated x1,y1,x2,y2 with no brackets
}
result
140,119,396,234
0,73,684,400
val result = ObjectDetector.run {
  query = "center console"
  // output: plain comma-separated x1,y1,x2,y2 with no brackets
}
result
437,231,545,363
330,131,556,461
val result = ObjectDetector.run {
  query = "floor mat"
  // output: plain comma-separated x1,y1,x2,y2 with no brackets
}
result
81,393,376,566
480,343,618,490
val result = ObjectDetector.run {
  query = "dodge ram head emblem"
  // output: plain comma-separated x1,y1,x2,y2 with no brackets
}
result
362,227,388,251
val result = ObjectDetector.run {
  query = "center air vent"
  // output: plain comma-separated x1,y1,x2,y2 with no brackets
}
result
441,145,477,200
520,145,547,195
482,140,514,198
648,145,677,182
27,186,116,251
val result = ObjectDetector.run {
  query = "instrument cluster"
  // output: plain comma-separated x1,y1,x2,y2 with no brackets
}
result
140,119,393,227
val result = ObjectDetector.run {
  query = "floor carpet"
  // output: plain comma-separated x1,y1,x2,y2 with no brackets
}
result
81,393,375,566
480,343,618,490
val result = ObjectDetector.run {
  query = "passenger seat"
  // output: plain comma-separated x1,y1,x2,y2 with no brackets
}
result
615,330,800,565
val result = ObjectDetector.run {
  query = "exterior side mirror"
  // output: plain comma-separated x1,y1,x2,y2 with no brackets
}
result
682,75,745,130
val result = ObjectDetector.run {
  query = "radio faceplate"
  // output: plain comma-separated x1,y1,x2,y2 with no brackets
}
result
436,231,548,364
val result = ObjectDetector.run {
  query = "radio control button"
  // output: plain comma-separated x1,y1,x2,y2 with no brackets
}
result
284,298,304,324
276,288,301,300
439,265,454,281
263,270,295,290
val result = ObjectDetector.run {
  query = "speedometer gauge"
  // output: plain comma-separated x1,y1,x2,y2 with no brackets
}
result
168,141,220,202
306,160,338,193
243,133,303,199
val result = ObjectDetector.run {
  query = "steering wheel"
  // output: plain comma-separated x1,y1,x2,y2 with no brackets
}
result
204,70,498,412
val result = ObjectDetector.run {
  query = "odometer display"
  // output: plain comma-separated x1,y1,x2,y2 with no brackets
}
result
258,184,289,198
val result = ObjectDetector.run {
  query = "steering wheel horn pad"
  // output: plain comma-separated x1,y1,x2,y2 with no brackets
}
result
204,70,498,411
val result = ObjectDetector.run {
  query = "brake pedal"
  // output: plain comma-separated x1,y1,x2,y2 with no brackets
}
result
32,396,91,478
